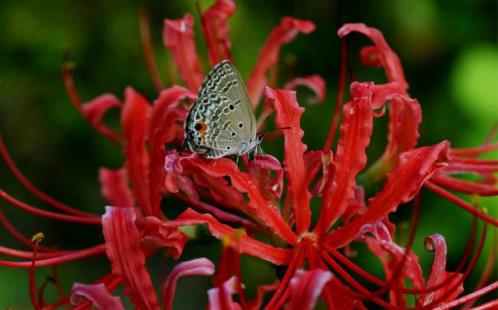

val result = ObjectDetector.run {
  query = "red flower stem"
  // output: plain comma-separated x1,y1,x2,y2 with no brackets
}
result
424,182,498,226
37,276,52,308
51,266,65,304
0,190,101,225
449,157,498,165
0,244,106,268
173,192,255,230
321,251,399,309
264,244,305,310
374,195,421,299
29,240,41,310
470,299,498,310
61,59,122,145
139,6,164,93
61,55,84,114
0,134,97,218
0,245,69,259
323,39,348,151
450,142,498,157
432,283,498,310
0,208,57,252
462,232,497,309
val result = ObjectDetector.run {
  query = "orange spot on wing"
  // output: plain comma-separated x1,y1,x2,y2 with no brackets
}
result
196,120,207,144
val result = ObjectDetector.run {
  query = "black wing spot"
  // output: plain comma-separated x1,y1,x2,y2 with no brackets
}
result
238,122,244,128
229,104,235,110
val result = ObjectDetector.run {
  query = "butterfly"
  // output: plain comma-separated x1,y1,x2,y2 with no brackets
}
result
184,60,261,159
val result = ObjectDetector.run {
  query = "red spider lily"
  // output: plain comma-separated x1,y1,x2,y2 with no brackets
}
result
0,0,496,309
0,0,325,308
161,22,498,309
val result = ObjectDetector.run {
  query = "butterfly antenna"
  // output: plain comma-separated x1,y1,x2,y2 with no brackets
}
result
259,127,291,137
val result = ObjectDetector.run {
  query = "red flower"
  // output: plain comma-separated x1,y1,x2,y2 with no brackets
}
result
0,1,496,309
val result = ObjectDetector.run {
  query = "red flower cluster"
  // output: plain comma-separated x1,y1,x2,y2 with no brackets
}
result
1,0,497,309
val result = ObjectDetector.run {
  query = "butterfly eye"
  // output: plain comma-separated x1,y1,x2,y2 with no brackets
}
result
194,123,202,131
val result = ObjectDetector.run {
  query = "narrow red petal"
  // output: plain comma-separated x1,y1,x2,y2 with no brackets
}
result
162,258,215,310
98,168,134,207
163,14,203,91
328,141,450,248
284,75,326,104
82,94,123,142
102,207,159,310
201,0,236,66
121,88,154,215
317,82,374,233
248,18,315,105
172,208,292,265
285,269,333,310
71,283,124,310
265,87,311,233
188,158,297,244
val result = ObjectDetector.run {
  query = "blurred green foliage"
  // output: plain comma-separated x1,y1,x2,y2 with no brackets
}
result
0,0,496,308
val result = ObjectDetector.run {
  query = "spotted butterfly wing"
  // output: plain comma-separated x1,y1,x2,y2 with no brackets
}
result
184,60,259,158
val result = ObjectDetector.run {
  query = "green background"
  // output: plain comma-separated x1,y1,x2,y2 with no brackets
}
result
0,0,496,308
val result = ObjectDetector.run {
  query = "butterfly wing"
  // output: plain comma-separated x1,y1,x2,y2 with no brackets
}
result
185,60,258,158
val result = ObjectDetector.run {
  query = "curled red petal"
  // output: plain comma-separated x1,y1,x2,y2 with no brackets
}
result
208,276,242,310
328,141,450,248
137,216,188,259
338,23,406,87
71,283,124,310
102,207,159,310
422,234,463,305
285,269,333,310
172,208,292,265
121,88,154,216
265,87,311,233
339,24,422,175
189,158,297,244
98,168,134,208
317,82,374,233
359,45,383,68
248,18,315,105
163,14,203,91
284,75,326,104
201,0,235,66
162,258,215,310
82,94,123,142
247,154,284,199
148,86,195,213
